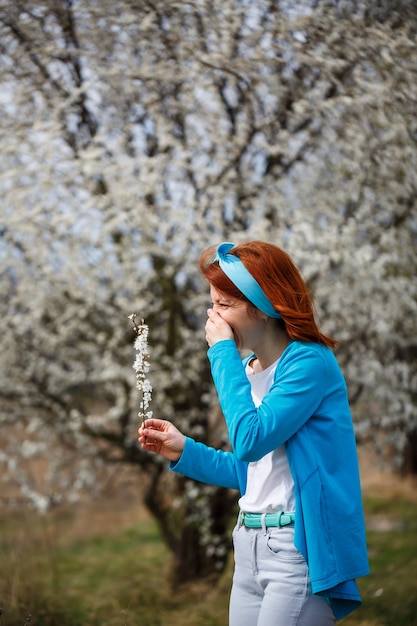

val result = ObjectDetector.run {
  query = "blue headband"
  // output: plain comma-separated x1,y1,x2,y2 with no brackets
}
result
214,242,281,319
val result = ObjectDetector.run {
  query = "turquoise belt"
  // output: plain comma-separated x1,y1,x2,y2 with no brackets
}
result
239,511,295,528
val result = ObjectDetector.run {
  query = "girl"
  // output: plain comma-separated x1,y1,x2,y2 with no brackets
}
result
139,241,369,625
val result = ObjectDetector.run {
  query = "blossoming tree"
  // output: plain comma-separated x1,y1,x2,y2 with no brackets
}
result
0,0,416,583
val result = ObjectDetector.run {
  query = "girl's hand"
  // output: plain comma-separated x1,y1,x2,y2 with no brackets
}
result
138,418,185,462
205,308,234,347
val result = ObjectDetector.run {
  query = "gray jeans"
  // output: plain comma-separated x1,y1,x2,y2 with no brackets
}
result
229,523,336,626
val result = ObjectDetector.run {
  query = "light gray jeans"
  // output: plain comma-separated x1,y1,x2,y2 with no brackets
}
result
229,523,336,626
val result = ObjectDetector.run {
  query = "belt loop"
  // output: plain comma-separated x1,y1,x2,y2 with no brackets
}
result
239,511,245,527
261,513,267,535
278,511,284,528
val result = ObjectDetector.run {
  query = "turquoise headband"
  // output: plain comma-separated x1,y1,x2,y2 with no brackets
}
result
214,242,282,319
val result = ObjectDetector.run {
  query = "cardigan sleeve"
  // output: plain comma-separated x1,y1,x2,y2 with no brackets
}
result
170,436,248,493
207,339,331,462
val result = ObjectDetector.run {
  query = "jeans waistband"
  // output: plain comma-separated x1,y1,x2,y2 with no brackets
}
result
238,511,295,528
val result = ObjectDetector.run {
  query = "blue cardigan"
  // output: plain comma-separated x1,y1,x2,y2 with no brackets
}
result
171,339,370,619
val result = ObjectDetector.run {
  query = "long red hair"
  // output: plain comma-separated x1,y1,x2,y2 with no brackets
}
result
199,241,336,349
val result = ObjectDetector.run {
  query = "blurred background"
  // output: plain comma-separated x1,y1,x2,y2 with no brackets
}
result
0,1,416,624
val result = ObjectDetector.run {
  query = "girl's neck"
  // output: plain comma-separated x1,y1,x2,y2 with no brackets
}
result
251,329,289,373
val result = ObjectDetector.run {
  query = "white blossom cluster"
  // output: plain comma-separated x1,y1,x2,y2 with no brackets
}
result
0,0,416,567
129,315,153,423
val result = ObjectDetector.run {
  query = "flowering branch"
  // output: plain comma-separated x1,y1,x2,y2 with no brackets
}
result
128,313,153,426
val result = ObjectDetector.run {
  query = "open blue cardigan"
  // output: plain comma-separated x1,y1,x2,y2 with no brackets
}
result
171,339,370,619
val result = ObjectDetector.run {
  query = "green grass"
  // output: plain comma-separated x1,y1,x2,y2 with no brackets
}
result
342,496,417,626
1,494,416,626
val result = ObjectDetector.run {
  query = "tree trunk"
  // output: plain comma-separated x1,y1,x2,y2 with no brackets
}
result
402,429,417,475
143,467,236,586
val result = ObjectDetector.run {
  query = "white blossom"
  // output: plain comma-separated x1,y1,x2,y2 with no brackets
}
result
0,0,416,517
129,314,153,423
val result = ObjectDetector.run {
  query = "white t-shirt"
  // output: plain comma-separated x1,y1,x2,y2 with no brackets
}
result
238,358,295,514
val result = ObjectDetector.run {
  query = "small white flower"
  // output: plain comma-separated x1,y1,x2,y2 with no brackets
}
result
129,313,153,423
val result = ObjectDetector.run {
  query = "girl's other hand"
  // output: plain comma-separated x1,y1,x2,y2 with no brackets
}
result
205,308,234,347
138,418,185,462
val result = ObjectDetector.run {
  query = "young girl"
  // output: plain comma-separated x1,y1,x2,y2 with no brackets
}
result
139,241,369,625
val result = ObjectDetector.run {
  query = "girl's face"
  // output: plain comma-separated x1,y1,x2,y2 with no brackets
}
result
209,285,265,352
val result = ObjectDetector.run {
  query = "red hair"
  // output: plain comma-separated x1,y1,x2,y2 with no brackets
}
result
199,241,336,349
